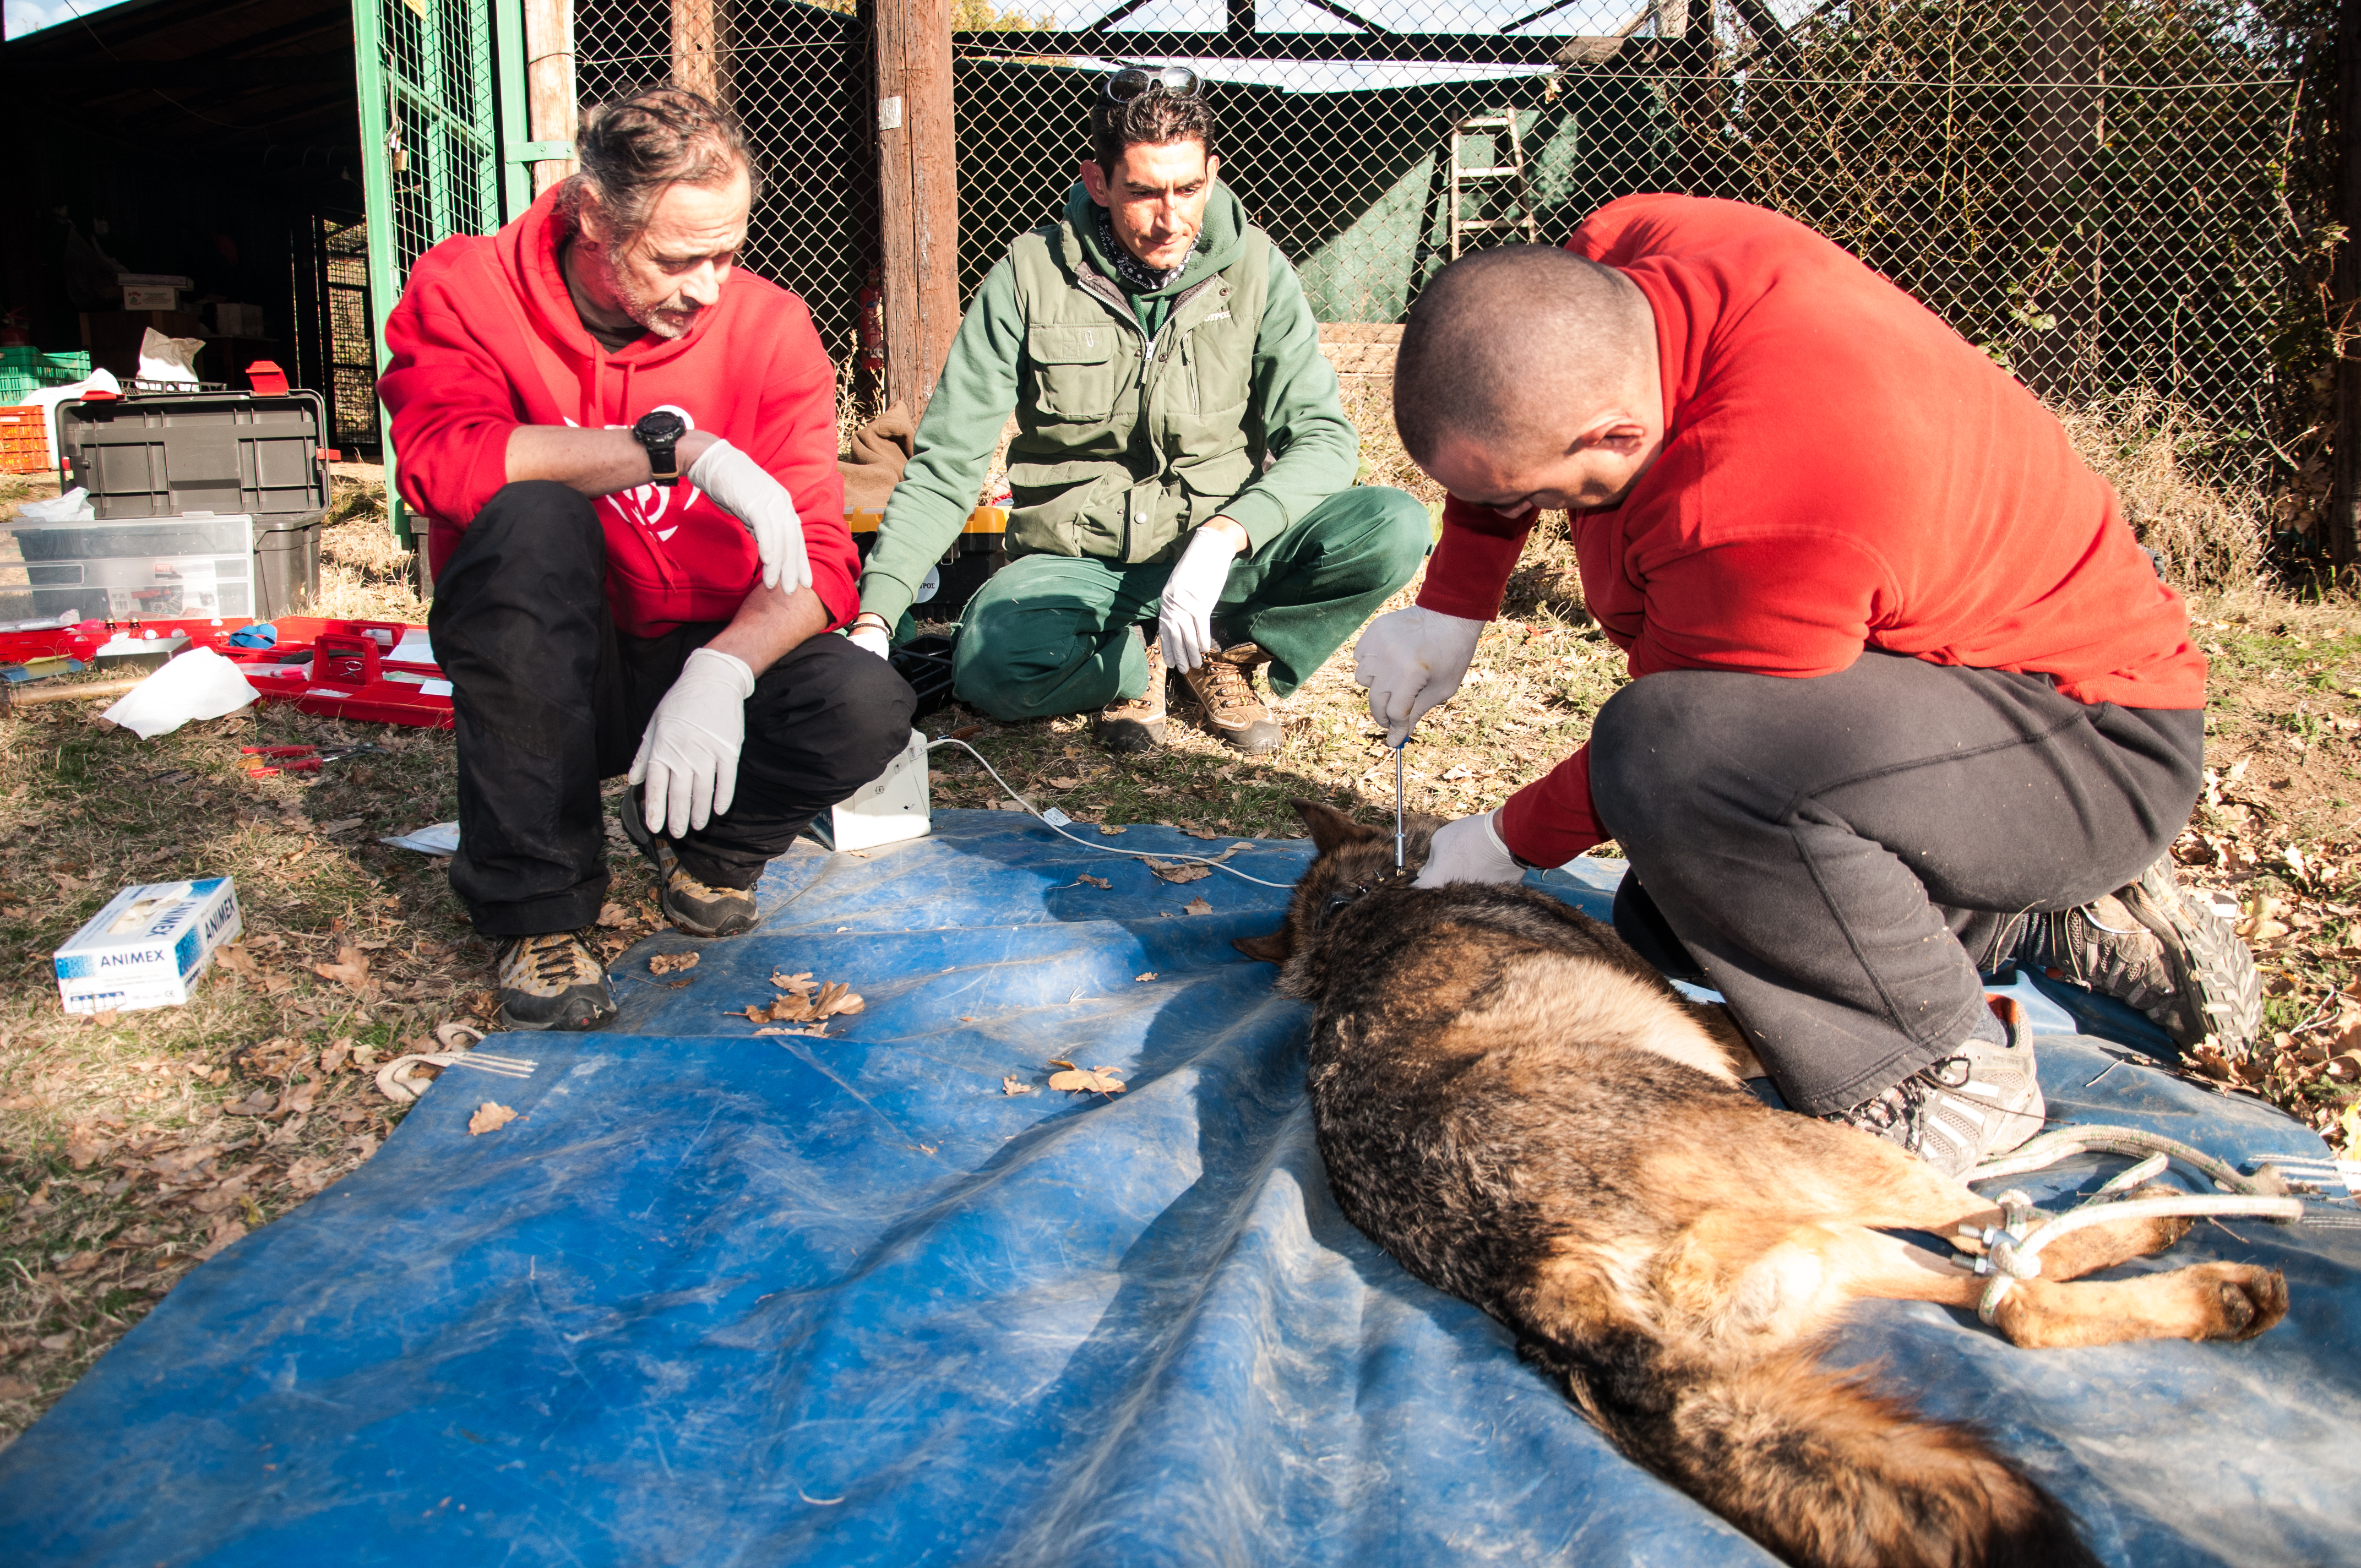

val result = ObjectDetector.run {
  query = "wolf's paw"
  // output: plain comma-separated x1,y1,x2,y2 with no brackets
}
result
2184,1262,2288,1342
2034,1189,2195,1281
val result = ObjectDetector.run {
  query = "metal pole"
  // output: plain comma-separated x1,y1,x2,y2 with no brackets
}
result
2332,0,2361,571
350,0,409,545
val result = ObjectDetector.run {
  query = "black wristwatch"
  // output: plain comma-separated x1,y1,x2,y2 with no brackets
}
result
631,409,688,486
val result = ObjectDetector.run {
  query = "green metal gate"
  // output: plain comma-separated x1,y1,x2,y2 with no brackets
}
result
351,0,542,546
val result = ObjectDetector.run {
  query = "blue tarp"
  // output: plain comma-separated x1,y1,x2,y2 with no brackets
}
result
5,812,2359,1566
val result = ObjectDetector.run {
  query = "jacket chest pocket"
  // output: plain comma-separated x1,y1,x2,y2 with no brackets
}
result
1027,324,1120,424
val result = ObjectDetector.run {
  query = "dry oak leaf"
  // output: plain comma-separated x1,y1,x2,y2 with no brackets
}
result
312,946,372,992
649,951,700,976
468,1102,520,1136
1182,827,1221,840
1075,873,1111,889
1047,1066,1127,1095
596,902,629,929
1183,896,1212,916
1097,823,1127,836
215,943,257,976
1001,1076,1036,1096
1144,858,1212,884
1135,972,1158,982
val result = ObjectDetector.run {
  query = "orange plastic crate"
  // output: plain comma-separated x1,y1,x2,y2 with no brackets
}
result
0,405,51,475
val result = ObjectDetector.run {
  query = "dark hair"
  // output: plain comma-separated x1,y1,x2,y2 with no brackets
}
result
563,86,760,243
1394,245,1653,463
1088,87,1217,181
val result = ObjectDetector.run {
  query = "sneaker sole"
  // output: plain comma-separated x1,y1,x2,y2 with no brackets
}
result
2121,876,2263,1051
499,999,616,1032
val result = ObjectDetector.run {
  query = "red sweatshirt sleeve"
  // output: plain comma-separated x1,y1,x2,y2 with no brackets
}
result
1414,493,1538,620
742,301,858,628
377,248,525,531
1495,531,1893,868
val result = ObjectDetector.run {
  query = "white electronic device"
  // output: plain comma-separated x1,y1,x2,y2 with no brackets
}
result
812,728,932,852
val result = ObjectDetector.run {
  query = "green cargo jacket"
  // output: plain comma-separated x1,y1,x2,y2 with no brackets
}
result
857,180,1359,630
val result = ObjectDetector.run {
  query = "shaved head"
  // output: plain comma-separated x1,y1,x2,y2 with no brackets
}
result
1393,246,1657,469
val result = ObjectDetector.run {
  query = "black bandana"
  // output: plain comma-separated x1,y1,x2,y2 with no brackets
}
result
1094,204,1195,294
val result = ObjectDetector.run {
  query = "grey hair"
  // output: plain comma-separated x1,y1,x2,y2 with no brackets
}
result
561,85,760,244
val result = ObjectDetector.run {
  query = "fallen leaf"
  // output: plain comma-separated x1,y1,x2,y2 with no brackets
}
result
194,1214,247,1261
283,1156,334,1195
318,818,366,834
312,946,372,992
1048,776,1080,789
1182,827,1220,840
0,1378,35,1401
190,1174,251,1214
1097,823,1127,836
37,1334,70,1352
1184,896,1212,916
467,1102,519,1136
649,951,700,976
89,1009,119,1027
318,1043,350,1075
66,1131,113,1170
771,970,816,994
1075,873,1111,889
57,1251,102,1275
596,902,629,928
1047,1066,1127,1094
1001,1076,1036,1096
1135,972,1158,982
220,1090,276,1117
215,944,256,976
1145,858,1212,884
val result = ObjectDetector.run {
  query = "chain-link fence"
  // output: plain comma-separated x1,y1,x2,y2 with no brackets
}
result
568,1,2325,470
575,0,880,374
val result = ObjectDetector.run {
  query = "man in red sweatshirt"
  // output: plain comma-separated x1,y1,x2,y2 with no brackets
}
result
1358,197,2260,1178
379,88,912,1031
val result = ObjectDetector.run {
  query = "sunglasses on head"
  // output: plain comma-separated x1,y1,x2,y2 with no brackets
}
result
1103,65,1201,103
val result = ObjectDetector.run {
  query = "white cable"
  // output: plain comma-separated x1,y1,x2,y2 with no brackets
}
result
926,736,1299,889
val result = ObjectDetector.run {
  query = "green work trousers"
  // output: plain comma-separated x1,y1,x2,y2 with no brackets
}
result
950,484,1430,721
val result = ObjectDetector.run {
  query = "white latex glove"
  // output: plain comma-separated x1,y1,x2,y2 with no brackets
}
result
629,646,757,838
1158,526,1240,672
686,439,812,595
846,616,891,660
1413,810,1527,889
1354,605,1485,745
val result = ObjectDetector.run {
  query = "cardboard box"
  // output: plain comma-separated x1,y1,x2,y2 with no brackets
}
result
53,877,242,1014
209,304,266,339
122,285,182,311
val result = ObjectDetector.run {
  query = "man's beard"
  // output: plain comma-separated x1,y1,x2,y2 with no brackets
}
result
606,254,701,341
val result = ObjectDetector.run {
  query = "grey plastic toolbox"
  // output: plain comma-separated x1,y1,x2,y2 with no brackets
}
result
52,389,331,619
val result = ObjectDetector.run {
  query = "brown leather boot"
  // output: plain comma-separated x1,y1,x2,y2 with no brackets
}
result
1094,633,1167,753
1179,643,1282,755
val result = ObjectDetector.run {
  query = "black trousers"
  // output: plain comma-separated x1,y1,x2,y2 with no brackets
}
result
428,482,916,937
1587,651,2204,1115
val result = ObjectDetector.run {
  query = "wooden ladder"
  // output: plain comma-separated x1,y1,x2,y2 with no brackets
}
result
1445,110,1541,259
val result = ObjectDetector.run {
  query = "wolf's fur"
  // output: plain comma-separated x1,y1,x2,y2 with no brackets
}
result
1241,801,2289,1568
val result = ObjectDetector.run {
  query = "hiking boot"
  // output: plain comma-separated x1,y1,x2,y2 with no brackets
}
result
495,930,617,1032
1178,642,1282,756
620,787,758,938
1094,633,1167,754
1828,998,2046,1180
2018,855,2261,1052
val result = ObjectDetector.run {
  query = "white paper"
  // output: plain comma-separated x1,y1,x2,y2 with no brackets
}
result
389,630,436,664
379,821,460,856
99,647,263,739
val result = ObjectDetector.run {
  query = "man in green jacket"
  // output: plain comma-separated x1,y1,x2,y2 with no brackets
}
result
847,68,1429,755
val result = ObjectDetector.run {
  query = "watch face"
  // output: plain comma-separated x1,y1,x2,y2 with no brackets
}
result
636,410,687,442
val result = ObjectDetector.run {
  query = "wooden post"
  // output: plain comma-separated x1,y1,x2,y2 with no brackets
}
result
2331,0,2361,570
873,0,961,415
524,0,578,197
2019,0,2103,405
673,0,726,104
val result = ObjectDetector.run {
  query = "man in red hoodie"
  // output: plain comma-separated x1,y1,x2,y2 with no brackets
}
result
379,88,912,1031
1357,198,2260,1179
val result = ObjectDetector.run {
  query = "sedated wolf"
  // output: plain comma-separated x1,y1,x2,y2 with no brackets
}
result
1237,800,2288,1568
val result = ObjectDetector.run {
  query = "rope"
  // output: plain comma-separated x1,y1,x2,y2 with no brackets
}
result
926,736,1300,890
1955,1127,2308,1324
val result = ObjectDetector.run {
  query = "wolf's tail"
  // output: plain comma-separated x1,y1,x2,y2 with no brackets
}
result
1527,1338,2101,1568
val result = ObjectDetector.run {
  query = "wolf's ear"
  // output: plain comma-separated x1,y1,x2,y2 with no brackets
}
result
1233,929,1292,966
1290,798,1378,856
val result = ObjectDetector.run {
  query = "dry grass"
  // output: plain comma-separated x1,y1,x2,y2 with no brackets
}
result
2056,390,2272,595
1,386,2355,1457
